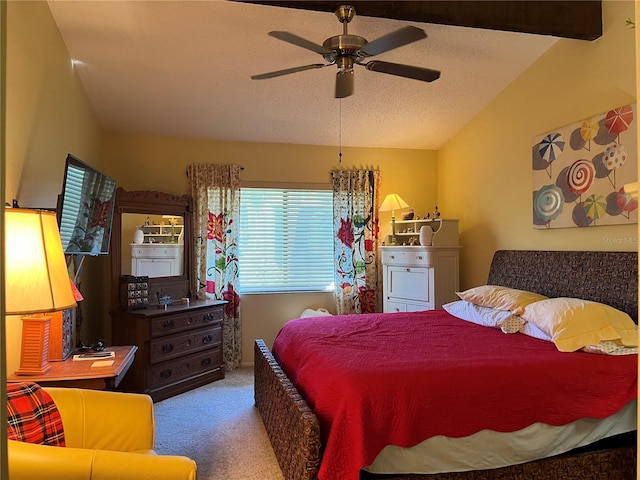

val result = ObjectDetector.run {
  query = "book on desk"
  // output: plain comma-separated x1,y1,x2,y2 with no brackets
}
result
73,351,115,361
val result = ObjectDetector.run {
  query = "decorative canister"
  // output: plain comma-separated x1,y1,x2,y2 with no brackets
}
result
133,228,144,244
419,225,433,246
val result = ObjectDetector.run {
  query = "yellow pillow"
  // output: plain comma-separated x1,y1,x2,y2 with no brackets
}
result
520,297,638,352
456,285,547,315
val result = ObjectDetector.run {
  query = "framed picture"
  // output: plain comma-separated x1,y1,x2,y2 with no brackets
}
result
532,104,637,228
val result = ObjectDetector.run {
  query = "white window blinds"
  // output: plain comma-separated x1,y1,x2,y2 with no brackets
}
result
239,188,334,293
58,164,84,250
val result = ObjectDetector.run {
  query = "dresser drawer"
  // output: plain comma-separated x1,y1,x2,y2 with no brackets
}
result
151,308,223,337
146,347,223,389
131,245,182,258
386,300,433,312
382,249,432,267
149,325,221,364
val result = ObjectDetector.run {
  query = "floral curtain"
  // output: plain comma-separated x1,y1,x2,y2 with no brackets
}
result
331,169,381,314
188,164,241,370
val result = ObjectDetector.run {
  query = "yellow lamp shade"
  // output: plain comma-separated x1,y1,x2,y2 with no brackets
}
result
379,193,409,212
5,209,77,314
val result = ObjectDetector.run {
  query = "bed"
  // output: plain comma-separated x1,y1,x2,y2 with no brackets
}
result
254,250,638,480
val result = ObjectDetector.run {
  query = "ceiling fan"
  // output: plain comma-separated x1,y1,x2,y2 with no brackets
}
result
251,4,441,98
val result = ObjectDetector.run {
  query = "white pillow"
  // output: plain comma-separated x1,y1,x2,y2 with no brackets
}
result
520,321,553,342
443,300,525,333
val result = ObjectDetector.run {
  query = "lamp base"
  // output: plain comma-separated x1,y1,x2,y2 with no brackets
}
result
390,216,397,245
15,315,52,375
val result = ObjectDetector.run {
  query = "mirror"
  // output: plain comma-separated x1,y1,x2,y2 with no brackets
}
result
121,213,185,277
110,189,194,312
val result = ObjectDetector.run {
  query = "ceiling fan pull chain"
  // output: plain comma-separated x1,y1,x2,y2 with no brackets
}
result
339,99,343,164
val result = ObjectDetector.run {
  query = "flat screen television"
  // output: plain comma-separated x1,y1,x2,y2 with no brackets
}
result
57,154,117,255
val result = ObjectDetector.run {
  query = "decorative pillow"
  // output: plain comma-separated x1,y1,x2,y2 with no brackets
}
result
520,297,638,352
443,300,525,333
582,341,638,356
6,382,65,446
456,285,547,315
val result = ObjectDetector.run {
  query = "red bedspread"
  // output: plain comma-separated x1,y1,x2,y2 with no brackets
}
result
272,310,638,480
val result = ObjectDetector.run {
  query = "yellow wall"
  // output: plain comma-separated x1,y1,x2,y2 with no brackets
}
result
439,0,637,290
102,134,438,363
5,1,103,374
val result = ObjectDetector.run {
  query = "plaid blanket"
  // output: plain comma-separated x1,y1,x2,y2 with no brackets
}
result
7,382,65,446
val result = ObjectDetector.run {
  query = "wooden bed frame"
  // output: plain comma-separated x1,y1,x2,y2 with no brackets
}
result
254,250,638,480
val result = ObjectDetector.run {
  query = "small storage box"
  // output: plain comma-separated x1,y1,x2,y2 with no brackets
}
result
120,275,149,310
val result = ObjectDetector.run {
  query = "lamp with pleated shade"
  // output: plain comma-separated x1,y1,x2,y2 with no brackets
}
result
5,209,77,375
379,193,409,245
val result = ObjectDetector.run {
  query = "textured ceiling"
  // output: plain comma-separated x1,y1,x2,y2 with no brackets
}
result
47,0,558,150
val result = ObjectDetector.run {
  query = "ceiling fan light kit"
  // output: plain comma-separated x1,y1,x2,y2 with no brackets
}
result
251,4,441,98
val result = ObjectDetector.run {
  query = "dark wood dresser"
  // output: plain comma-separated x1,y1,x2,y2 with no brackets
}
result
111,299,226,401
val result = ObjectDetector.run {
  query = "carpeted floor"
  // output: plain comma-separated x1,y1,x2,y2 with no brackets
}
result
154,367,285,479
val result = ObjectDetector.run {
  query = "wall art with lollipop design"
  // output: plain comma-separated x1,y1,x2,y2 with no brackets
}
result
532,103,637,229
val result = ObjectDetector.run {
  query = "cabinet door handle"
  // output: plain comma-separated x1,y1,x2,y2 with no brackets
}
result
163,320,175,330
161,343,174,353
202,334,213,344
160,368,172,379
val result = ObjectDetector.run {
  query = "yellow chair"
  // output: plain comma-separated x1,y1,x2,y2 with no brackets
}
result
8,387,197,480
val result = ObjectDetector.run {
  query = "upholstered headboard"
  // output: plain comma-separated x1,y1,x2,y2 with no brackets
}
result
487,250,638,322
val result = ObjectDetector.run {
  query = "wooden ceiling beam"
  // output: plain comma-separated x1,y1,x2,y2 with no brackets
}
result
233,1,602,41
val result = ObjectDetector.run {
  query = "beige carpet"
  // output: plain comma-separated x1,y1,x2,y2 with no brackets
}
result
154,367,285,480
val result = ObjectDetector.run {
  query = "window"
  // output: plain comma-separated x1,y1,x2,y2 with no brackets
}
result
239,188,334,293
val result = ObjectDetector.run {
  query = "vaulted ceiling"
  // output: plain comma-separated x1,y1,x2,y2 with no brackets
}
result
46,1,600,149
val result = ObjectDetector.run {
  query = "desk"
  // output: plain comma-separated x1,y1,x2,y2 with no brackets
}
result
7,345,137,390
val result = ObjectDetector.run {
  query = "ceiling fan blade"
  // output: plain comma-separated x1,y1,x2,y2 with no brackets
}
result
268,31,333,55
251,63,328,80
364,61,441,82
361,26,427,56
335,70,354,98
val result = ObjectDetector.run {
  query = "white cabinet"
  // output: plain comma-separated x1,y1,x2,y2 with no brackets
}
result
138,224,183,244
380,246,460,313
131,244,183,278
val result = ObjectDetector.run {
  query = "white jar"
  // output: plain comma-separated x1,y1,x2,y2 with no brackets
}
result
133,228,144,244
419,225,433,246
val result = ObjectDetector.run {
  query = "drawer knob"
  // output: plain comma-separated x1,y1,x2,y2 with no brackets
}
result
390,255,395,259
417,256,423,260
201,357,212,366
160,368,172,379
204,313,215,322
202,334,213,344
163,320,175,330
161,343,174,353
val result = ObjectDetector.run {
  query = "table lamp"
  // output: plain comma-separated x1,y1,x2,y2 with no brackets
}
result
5,209,77,375
379,193,409,245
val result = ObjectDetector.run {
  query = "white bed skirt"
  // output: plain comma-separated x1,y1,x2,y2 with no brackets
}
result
365,400,637,474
